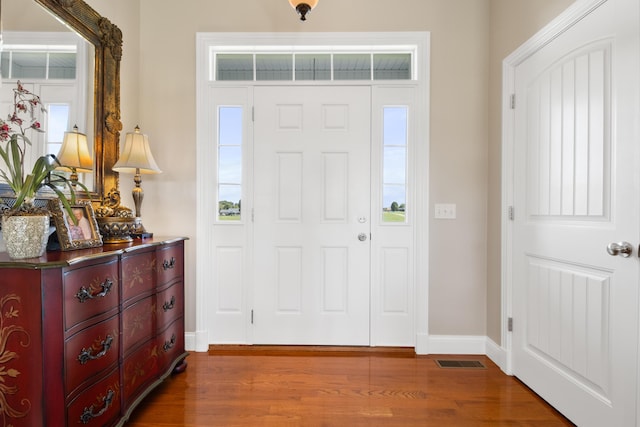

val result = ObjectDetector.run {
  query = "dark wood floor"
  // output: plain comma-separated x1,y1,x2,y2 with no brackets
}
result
125,347,575,426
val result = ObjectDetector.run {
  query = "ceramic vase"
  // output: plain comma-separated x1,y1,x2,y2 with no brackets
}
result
1,215,49,259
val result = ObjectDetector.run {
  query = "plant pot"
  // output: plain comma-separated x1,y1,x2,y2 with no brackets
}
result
1,215,50,259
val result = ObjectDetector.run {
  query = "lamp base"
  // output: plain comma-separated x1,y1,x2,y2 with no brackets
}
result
132,231,154,239
96,217,136,244
132,217,153,239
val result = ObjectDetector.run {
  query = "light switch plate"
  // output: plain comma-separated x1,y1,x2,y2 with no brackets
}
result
434,203,456,219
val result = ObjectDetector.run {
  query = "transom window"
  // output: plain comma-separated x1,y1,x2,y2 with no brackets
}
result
213,50,414,81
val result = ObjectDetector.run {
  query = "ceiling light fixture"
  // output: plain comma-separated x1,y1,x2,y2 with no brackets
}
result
289,0,318,21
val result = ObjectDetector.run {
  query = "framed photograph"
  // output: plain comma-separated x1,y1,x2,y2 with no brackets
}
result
49,199,103,251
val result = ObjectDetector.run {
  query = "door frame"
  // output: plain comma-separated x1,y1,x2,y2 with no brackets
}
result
195,32,431,353
502,0,612,374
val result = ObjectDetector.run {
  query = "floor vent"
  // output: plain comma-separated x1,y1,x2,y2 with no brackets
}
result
435,359,486,369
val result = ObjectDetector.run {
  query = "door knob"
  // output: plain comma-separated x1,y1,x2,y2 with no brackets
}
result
358,233,367,242
606,241,634,258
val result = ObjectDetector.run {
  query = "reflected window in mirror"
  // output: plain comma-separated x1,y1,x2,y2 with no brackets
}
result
1,50,76,80
46,104,70,155
0,31,92,189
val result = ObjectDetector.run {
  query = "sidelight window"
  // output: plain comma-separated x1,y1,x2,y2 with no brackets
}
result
382,106,408,222
217,106,243,221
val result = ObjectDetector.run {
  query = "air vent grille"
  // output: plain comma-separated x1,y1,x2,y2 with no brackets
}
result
435,359,486,369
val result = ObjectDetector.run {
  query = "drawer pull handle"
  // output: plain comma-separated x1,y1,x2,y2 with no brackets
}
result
163,295,176,312
163,257,176,270
78,335,114,365
163,333,176,352
79,388,115,424
76,278,113,303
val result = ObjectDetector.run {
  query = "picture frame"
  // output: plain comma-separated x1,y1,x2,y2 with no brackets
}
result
49,199,103,251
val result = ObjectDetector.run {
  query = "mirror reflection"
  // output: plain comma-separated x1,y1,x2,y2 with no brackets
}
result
1,0,95,192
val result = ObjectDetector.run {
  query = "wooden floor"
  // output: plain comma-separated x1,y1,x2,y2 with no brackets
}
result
125,347,574,426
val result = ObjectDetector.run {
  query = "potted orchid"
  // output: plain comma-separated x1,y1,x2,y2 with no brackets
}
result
0,81,85,258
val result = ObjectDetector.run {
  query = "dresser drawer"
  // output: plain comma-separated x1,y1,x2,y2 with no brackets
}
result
122,295,154,355
64,259,119,330
156,281,184,331
122,339,160,403
122,249,156,303
67,367,120,427
156,243,184,286
157,318,186,374
65,315,120,397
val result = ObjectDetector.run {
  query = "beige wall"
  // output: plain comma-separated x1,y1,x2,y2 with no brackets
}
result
5,0,67,30
78,0,572,345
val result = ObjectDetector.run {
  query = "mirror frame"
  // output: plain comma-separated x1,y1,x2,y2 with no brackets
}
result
35,0,122,204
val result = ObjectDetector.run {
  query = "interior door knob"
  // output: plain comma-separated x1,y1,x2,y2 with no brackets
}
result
358,233,367,242
606,241,634,258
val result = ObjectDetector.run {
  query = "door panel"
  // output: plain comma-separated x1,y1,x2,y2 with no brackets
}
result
512,0,639,425
252,86,371,345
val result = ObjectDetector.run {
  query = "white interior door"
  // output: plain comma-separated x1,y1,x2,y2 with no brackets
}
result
511,0,640,425
252,85,371,345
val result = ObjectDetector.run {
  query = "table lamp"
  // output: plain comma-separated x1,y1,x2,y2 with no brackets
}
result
112,125,161,238
56,125,93,186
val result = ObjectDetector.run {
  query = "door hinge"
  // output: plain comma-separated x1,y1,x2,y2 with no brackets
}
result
510,94,516,109
508,206,514,221
508,317,513,332
251,309,254,324
252,106,255,122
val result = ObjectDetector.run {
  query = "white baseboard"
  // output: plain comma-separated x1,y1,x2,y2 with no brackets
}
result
189,330,209,352
185,332,196,351
186,331,510,370
485,337,508,373
415,332,430,354
427,335,487,355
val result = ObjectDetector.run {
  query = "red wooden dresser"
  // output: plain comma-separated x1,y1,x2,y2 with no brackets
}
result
0,237,188,426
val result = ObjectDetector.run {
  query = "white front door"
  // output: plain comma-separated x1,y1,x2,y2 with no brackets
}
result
511,0,640,425
252,86,371,345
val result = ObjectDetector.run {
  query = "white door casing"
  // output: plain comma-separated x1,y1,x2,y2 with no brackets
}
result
505,0,640,425
253,86,371,345
195,32,430,353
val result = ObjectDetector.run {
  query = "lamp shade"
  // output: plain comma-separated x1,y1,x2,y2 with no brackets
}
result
288,0,319,8
56,125,93,172
112,126,162,174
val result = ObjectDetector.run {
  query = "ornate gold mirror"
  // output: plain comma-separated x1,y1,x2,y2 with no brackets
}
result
11,0,122,203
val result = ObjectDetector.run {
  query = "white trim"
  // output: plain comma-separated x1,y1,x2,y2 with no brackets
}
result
191,330,209,352
195,35,213,356
486,337,508,373
196,32,430,350
427,335,487,355
187,330,509,371
501,0,611,377
415,332,430,354
184,332,196,351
